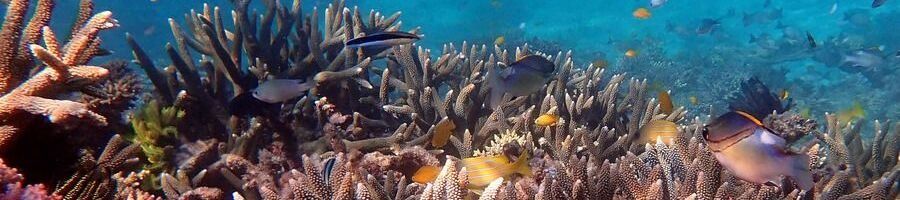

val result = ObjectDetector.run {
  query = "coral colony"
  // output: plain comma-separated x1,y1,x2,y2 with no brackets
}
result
0,0,897,199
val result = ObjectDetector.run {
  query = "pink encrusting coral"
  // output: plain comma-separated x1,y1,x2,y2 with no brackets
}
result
0,159,60,199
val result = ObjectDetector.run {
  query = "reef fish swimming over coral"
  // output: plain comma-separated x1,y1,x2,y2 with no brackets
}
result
487,55,556,108
703,78,813,191
345,31,420,48
228,79,313,116
412,151,532,189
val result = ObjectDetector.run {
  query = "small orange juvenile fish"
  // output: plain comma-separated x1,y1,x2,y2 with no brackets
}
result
411,165,441,183
412,152,531,189
625,49,638,57
534,114,559,127
430,118,456,148
633,8,651,19
658,90,673,114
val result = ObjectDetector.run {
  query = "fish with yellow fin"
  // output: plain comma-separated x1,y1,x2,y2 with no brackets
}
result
836,101,865,124
633,7,651,19
494,36,505,46
412,151,532,189
704,78,812,191
534,113,559,127
430,117,456,148
779,88,790,100
625,49,638,57
658,90,674,114
638,120,678,145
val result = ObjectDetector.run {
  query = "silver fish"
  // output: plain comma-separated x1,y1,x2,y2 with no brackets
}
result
487,55,555,108
252,79,314,103
742,8,782,26
696,18,721,35
345,31,420,48
841,50,884,70
650,0,668,8
704,111,813,190
873,0,888,8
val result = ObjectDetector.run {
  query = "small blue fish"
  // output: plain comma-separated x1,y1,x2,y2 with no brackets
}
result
345,31,420,48
252,79,315,104
487,55,555,108
873,0,888,8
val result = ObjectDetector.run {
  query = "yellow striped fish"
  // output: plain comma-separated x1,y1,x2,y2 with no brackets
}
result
412,152,532,189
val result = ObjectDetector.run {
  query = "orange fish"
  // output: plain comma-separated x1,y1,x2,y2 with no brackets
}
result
412,165,441,183
658,90,673,114
430,117,456,148
633,8,651,19
534,113,559,127
412,152,531,189
625,49,637,57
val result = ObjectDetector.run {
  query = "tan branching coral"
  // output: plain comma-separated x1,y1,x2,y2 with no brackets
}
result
0,0,118,150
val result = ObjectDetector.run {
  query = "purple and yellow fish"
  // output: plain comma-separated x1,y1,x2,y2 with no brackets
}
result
704,78,811,191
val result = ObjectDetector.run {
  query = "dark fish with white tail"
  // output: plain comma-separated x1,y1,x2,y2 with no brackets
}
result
345,31,420,48
487,55,555,108
704,78,812,191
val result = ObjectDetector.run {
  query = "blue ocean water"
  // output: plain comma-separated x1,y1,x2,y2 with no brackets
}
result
19,0,899,131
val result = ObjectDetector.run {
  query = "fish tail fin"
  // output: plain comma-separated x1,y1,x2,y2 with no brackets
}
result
511,151,532,177
487,64,505,108
727,77,792,120
788,154,814,191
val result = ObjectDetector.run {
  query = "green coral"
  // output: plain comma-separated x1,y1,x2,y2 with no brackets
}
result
129,100,184,190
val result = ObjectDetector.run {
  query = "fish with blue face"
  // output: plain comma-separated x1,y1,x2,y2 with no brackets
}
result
487,55,555,108
704,78,812,191
345,31,420,48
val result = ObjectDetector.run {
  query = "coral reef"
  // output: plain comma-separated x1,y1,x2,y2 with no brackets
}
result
0,0,118,150
0,159,59,199
0,0,896,199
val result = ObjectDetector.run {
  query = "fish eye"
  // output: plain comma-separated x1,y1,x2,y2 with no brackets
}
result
701,126,710,138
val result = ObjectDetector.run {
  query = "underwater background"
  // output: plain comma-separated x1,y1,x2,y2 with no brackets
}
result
0,0,897,199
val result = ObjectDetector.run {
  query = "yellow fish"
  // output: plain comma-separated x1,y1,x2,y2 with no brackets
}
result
625,49,638,58
494,36,505,46
412,152,531,189
534,113,559,127
658,91,673,114
799,107,811,118
779,89,790,100
633,8,651,19
689,96,698,105
430,118,456,148
638,120,678,145
412,165,441,183
837,101,865,124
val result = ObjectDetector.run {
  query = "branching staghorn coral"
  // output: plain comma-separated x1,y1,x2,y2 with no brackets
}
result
0,0,118,150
